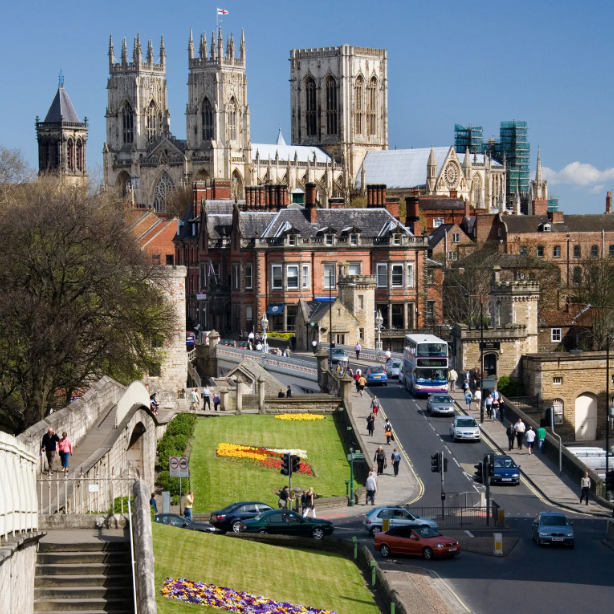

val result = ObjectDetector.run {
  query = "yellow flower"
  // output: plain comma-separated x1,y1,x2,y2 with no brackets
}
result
275,413,324,421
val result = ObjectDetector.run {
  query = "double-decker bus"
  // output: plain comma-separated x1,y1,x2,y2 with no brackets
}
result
401,334,448,396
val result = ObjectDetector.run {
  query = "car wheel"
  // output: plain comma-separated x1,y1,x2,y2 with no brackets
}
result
371,526,382,535
232,521,243,533
259,529,268,535
312,527,325,540
422,547,434,560
380,544,391,558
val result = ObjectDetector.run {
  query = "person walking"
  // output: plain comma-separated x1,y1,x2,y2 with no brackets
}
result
374,446,386,475
150,493,158,513
526,426,536,454
506,424,516,451
580,472,591,505
485,393,493,419
312,339,318,354
286,385,292,398
365,472,377,505
354,370,361,393
474,388,482,413
213,392,221,411
385,349,392,363
384,419,392,445
492,395,500,421
448,368,458,392
537,425,547,454
190,388,200,411
391,448,402,477
371,396,380,416
303,487,316,518
464,389,473,411
202,385,211,411
278,388,285,398
300,490,309,515
41,428,60,475
184,491,194,521
278,485,289,509
366,413,375,437
514,418,526,450
358,374,366,396
57,432,73,474
150,393,159,415
355,342,362,360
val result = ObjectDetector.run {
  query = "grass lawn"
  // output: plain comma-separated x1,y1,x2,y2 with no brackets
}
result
153,522,380,614
189,414,361,512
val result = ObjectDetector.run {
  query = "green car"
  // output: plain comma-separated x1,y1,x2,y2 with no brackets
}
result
240,509,334,540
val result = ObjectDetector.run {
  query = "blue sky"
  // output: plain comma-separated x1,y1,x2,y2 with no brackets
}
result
1,0,613,213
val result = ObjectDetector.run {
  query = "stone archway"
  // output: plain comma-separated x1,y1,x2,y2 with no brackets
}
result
574,393,597,441
127,421,147,478
484,353,497,377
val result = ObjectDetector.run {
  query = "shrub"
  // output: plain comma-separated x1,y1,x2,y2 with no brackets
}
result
265,332,295,340
497,375,522,397
167,414,197,437
157,470,190,497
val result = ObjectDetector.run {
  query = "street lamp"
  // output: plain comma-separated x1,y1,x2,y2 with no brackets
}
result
375,310,384,353
261,313,269,354
464,293,485,424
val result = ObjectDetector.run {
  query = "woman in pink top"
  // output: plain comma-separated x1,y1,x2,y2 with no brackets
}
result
58,432,73,473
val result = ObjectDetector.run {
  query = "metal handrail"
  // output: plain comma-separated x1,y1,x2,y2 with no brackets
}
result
127,496,138,614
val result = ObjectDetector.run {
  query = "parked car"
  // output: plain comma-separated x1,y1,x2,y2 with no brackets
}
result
450,416,481,442
363,506,438,535
374,526,460,560
366,365,388,386
209,501,274,533
427,394,456,416
488,455,521,485
154,513,217,533
240,509,334,540
329,348,349,365
218,338,236,347
532,512,574,547
385,360,402,379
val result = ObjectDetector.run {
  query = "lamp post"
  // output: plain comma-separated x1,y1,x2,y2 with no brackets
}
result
607,335,611,478
464,293,485,424
261,313,269,354
375,310,384,353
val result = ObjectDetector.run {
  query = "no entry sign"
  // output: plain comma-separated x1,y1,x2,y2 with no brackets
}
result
169,455,189,478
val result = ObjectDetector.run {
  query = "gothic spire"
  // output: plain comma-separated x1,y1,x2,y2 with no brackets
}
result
146,38,154,64
133,33,142,64
462,146,472,179
218,26,224,60
240,28,246,61
160,36,166,66
108,35,115,67
188,28,194,60
200,33,207,59
210,31,216,60
427,145,437,168
121,37,128,67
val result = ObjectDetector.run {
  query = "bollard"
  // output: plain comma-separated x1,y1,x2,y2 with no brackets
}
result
353,536,358,560
498,508,505,527
391,604,395,614
382,518,389,533
494,532,503,556
371,560,377,587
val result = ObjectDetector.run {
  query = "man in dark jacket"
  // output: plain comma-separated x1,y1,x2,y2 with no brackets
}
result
374,446,386,475
41,428,60,475
286,385,292,398
506,424,516,451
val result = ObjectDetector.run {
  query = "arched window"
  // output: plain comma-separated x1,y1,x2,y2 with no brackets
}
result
202,98,214,141
123,103,134,144
325,77,337,136
76,140,84,172
232,169,243,199
49,138,59,169
153,172,174,213
367,77,377,136
573,266,582,286
552,399,564,425
146,100,156,143
354,77,364,136
228,98,237,141
67,139,74,171
305,77,317,137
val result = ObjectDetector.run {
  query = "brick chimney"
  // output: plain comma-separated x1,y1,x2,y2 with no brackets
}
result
367,184,376,207
533,198,548,216
464,198,471,219
379,184,387,205
329,197,345,209
305,182,318,223
607,191,612,213
211,179,231,200
548,210,564,224
385,196,400,220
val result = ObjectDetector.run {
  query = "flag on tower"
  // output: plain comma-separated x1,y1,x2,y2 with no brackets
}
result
217,8,228,15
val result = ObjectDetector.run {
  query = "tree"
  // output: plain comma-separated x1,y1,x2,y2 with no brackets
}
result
0,179,173,433
165,185,192,220
0,145,31,185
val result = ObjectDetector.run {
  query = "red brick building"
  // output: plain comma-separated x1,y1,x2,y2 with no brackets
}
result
127,209,177,265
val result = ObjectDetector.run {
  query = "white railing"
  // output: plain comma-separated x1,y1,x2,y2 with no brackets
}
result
0,431,38,540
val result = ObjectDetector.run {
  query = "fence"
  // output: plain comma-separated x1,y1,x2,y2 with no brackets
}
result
0,432,38,540
406,502,501,529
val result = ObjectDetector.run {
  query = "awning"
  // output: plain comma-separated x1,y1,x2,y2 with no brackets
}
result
266,304,284,315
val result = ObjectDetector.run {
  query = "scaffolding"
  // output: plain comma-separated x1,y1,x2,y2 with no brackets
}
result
494,120,530,195
548,198,559,212
454,124,484,154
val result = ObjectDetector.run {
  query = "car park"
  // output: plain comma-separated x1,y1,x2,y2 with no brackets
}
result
374,526,460,560
240,509,334,540
154,513,217,533
329,348,349,365
532,512,574,547
385,360,402,379
427,394,456,416
366,365,388,386
209,501,274,533
363,506,438,535
489,455,521,485
450,416,481,442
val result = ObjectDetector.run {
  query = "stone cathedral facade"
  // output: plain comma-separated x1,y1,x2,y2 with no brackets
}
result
103,30,387,212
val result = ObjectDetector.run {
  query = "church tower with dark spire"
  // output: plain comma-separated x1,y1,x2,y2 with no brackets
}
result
36,73,88,186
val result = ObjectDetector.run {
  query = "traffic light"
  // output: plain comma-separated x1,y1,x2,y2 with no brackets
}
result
431,453,441,473
291,455,300,474
474,462,483,482
443,458,448,473
483,453,495,478
606,470,614,491
281,453,290,476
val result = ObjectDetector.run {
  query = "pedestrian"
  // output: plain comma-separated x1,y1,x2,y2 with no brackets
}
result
485,393,493,419
391,448,402,477
248,341,253,351
213,392,221,411
514,418,526,450
472,367,480,391
474,388,482,413
278,485,289,509
537,425,547,454
248,331,255,344
347,367,354,379
448,368,458,392
150,493,158,514
355,342,362,360
374,446,386,475
498,396,505,423
384,419,392,445
464,389,473,411
278,388,285,398
256,341,263,351
300,490,309,515
290,336,296,351
366,472,377,505
366,413,375,437
506,424,516,451
492,395,500,421
286,385,292,398
526,426,536,454
354,370,361,393
580,472,591,505
150,393,159,415
312,339,318,354
184,491,194,521
371,396,380,416
58,432,73,474
463,373,470,391
41,428,60,475
303,487,316,518
385,349,392,363
202,385,211,410
190,388,200,411
358,374,367,396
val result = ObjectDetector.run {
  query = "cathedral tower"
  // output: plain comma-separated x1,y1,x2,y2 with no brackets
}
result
36,74,88,187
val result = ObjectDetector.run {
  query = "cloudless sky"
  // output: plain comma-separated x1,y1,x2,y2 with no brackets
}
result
1,0,613,213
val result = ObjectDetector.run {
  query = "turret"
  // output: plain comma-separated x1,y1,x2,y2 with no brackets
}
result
160,36,166,67
146,38,154,64
188,28,194,60
200,33,207,59
227,33,235,63
426,146,437,193
210,31,216,60
121,38,128,67
108,35,115,70
536,146,543,185
240,29,246,61
462,146,472,180
133,33,142,65
217,26,224,60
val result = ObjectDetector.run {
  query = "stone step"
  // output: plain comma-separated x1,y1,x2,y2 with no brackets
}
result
33,598,133,612
38,552,130,565
36,563,132,576
39,542,129,553
35,574,133,588
35,586,133,600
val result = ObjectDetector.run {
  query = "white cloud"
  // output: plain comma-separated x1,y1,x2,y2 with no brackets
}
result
542,162,614,186
589,184,605,194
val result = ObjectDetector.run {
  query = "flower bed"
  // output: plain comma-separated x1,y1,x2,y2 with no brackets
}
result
162,577,338,613
275,414,325,421
216,443,313,475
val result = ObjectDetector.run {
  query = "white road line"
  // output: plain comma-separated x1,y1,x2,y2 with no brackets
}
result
465,530,474,537
444,446,451,454
472,485,480,492
453,458,460,467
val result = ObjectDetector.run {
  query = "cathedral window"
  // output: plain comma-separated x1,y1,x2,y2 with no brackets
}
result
202,98,214,141
122,103,134,145
153,172,174,213
146,100,157,143
228,98,237,141
325,77,337,136
367,77,377,136
354,77,364,136
67,139,74,171
76,140,84,172
49,138,59,169
305,77,317,137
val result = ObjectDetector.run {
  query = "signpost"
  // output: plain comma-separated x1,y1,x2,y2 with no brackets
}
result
169,456,190,514
480,341,501,350
346,449,364,506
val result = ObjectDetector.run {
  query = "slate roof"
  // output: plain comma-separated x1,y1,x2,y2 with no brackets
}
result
204,200,241,215
238,212,277,238
252,130,332,164
428,224,454,248
226,358,284,396
207,214,232,239
175,203,195,241
420,198,466,211
502,214,614,235
43,86,81,123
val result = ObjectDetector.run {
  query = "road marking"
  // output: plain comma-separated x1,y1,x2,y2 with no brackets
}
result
465,530,474,537
444,445,451,454
453,458,460,467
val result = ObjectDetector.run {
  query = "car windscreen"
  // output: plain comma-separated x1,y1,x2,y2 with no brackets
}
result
391,361,401,368
370,367,384,373
494,458,515,468
540,516,568,527
415,527,440,538
432,395,451,403
456,419,477,428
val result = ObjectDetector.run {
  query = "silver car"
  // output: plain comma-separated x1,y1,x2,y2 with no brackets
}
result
427,394,456,416
450,416,481,442
330,348,349,365
385,360,402,378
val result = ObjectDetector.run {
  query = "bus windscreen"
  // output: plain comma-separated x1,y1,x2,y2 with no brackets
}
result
417,343,447,357
415,368,447,384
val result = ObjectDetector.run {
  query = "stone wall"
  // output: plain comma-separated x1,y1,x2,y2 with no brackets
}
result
262,397,342,414
132,480,157,614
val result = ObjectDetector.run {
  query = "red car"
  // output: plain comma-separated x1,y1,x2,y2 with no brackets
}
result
374,526,460,560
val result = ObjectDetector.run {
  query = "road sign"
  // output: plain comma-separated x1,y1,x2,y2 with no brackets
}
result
169,456,189,478
347,452,365,461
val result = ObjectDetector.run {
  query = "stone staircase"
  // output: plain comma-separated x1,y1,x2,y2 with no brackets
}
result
34,541,134,613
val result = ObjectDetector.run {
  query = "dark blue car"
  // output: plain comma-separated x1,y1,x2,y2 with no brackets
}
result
490,455,521,485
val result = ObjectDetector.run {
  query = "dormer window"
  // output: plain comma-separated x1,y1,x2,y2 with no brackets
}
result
350,234,358,246
393,234,401,245
326,235,334,246
288,234,297,246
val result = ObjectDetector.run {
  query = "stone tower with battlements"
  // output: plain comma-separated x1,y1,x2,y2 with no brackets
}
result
337,264,376,348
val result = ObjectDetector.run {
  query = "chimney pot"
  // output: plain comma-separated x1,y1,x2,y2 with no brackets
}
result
607,191,612,214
